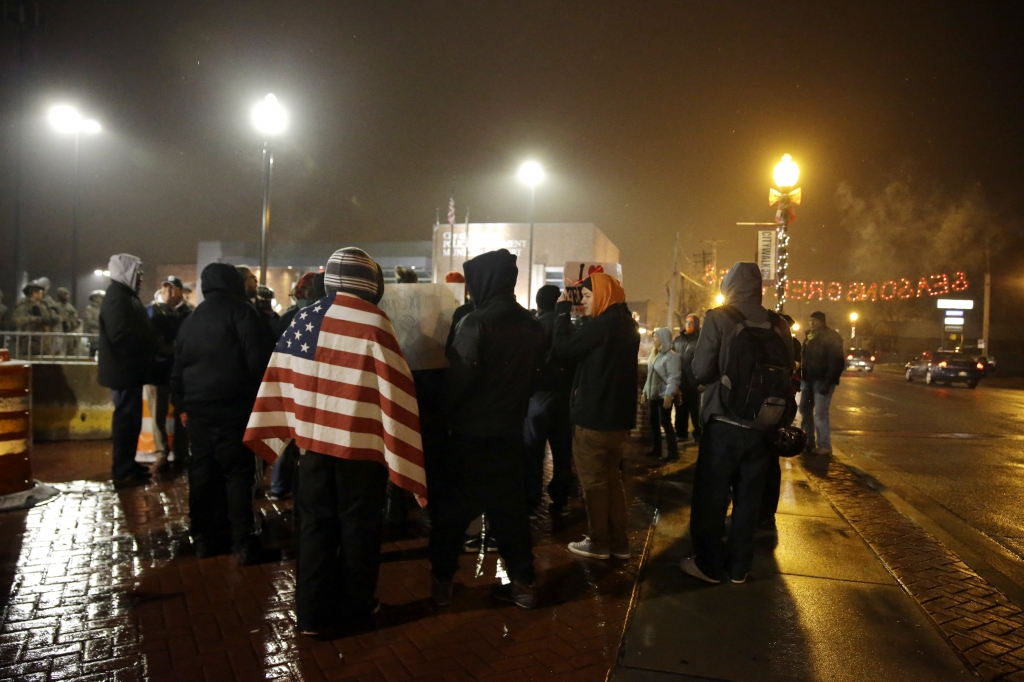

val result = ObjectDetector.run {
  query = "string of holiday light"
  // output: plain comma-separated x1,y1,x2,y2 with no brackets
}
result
779,272,970,303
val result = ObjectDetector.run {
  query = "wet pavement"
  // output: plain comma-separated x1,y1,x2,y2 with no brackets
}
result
612,447,972,682
0,440,659,681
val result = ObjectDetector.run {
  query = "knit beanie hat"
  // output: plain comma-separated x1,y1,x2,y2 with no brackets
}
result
810,311,827,324
535,284,561,312
324,247,385,305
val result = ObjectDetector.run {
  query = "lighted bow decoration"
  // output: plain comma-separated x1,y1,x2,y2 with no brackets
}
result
769,187,802,206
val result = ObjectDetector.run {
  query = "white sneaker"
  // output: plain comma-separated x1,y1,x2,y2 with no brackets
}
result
568,537,610,560
680,556,720,584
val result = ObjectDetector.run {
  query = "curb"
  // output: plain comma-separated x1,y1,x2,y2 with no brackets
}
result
802,452,1024,681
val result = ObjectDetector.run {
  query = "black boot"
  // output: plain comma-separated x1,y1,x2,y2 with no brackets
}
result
237,535,282,566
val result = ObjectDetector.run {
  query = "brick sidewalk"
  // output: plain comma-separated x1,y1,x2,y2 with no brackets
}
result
0,442,658,681
802,453,1024,681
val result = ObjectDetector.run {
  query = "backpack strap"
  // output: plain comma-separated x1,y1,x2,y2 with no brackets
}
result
720,304,745,325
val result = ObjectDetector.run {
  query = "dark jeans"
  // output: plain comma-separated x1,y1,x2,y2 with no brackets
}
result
428,435,535,584
295,451,389,630
110,386,144,479
759,455,782,524
187,416,258,550
690,420,770,580
523,390,574,511
675,387,702,440
648,399,678,458
270,441,300,496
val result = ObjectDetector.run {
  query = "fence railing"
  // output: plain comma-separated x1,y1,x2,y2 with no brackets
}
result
1,331,99,363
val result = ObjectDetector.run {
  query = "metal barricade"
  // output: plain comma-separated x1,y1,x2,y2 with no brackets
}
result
0,331,99,364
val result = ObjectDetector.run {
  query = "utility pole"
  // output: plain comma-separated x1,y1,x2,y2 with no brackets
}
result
702,239,728,293
983,240,991,356
667,233,679,329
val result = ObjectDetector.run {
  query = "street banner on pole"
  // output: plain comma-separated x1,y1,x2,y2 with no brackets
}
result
757,230,777,284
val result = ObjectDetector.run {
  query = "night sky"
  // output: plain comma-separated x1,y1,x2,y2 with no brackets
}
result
2,1,1023,318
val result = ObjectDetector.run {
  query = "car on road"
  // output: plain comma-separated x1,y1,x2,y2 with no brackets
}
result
846,349,875,372
905,350,984,388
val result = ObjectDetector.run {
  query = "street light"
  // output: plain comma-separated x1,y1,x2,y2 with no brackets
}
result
769,154,802,313
252,94,287,285
48,105,101,304
517,161,544,305
849,311,859,345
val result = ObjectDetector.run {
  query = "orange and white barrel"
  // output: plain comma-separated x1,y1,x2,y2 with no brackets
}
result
0,361,33,496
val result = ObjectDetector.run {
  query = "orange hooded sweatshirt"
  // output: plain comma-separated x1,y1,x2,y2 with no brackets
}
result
586,272,626,317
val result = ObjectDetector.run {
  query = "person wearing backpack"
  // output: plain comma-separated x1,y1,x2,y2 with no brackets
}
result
682,262,794,585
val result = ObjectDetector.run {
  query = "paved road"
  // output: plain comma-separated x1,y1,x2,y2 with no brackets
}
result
826,365,1024,600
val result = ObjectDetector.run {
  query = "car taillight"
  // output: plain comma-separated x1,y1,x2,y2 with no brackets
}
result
938,361,947,368
977,362,984,370
847,354,854,360
870,356,876,362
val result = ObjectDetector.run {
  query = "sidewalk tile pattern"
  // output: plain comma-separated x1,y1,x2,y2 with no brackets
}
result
0,447,655,681
803,456,1024,682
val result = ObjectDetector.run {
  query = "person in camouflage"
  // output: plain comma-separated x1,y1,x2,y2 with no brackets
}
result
54,287,81,332
0,288,10,331
13,283,60,332
82,291,104,334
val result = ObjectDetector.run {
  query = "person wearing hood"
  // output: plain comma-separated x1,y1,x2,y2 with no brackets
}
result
432,249,545,610
643,327,682,462
673,314,703,442
552,273,640,561
171,263,276,564
523,284,577,519
683,263,793,585
98,254,159,484
799,311,845,456
275,272,318,338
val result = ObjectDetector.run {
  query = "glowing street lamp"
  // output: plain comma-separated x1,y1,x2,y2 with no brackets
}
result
517,161,545,304
715,293,725,306
769,154,802,313
849,311,859,345
48,105,102,304
252,94,287,285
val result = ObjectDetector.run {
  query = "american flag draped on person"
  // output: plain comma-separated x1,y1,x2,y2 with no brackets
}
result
244,247,427,633
243,251,427,501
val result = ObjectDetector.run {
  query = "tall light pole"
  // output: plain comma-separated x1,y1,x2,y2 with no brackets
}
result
849,312,858,347
770,154,801,313
48,105,101,304
252,94,287,286
517,161,545,306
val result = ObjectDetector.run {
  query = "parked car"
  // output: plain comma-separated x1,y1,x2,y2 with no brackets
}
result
905,350,984,388
960,345,997,376
846,349,875,372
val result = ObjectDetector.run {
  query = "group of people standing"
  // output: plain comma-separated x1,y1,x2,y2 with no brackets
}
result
641,263,846,585
0,278,89,334
91,244,850,632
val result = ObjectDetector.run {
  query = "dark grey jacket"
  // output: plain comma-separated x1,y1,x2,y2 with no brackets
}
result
691,263,793,427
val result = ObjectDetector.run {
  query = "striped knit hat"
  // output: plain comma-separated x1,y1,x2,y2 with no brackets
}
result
324,247,385,305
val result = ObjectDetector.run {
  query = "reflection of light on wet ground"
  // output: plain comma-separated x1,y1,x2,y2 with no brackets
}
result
0,481,144,679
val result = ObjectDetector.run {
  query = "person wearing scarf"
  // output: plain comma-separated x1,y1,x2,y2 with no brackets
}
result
552,273,640,560
643,327,682,462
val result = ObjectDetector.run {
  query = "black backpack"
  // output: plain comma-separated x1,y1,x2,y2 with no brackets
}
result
719,305,793,429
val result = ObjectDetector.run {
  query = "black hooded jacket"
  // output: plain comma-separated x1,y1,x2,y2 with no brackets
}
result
552,300,640,431
672,317,701,391
171,263,275,421
443,249,545,438
98,280,159,389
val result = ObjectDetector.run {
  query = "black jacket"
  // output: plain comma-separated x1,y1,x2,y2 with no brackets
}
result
802,326,845,385
171,264,275,421
552,300,640,431
444,250,545,438
672,331,701,390
148,301,193,385
535,309,576,395
98,281,158,389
